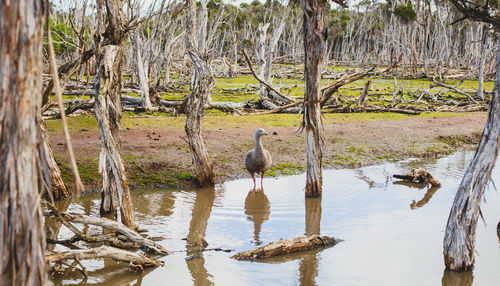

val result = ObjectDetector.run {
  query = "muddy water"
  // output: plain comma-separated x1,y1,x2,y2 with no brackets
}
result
51,152,500,285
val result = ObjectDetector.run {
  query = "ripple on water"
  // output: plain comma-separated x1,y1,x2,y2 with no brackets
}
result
51,151,500,286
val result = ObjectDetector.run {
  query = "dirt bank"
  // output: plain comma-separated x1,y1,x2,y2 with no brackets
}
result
47,112,487,191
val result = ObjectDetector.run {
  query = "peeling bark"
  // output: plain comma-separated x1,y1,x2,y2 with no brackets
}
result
443,41,500,271
232,235,339,260
94,0,137,229
40,123,69,200
184,0,216,187
0,0,47,284
301,0,327,197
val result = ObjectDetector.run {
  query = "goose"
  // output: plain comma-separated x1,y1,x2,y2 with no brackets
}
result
245,128,272,187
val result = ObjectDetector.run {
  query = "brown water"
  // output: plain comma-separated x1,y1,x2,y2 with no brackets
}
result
50,152,500,285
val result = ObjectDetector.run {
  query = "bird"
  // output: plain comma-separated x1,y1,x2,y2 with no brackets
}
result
245,128,272,188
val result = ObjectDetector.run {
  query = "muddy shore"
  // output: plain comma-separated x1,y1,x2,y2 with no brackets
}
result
46,112,487,192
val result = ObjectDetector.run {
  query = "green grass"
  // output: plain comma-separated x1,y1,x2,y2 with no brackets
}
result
267,162,305,177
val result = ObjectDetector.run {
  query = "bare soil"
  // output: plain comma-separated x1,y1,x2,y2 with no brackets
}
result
49,112,487,191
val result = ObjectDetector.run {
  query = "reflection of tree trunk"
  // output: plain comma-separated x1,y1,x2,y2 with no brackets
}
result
301,0,326,197
441,270,473,286
244,189,270,245
40,123,69,200
300,197,322,285
186,188,215,286
0,0,47,283
186,255,213,286
299,252,319,286
45,200,71,251
187,188,216,246
305,197,322,236
184,0,216,187
443,41,500,271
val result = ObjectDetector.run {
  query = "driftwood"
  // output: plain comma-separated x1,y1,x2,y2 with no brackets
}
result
393,168,441,187
46,245,164,272
57,212,169,254
232,235,340,260
44,202,169,255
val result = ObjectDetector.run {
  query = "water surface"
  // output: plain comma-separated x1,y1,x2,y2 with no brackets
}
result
50,152,500,285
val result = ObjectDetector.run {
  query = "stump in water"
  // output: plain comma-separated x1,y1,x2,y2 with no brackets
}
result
393,168,441,187
232,235,340,260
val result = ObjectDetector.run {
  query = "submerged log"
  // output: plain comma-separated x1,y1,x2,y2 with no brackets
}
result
232,235,340,260
393,168,441,187
46,245,163,270
60,212,169,255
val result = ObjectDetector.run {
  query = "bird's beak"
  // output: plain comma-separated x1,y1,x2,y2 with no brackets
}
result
263,131,267,135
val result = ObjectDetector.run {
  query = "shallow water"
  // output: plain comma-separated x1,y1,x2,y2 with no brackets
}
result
50,151,500,285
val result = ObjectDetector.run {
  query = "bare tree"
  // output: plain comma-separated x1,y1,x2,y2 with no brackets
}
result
301,0,327,197
184,0,216,186
443,38,500,271
0,0,47,284
132,33,153,109
441,0,500,271
94,0,137,229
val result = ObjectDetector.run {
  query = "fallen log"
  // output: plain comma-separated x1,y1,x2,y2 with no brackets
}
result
55,212,170,255
393,168,441,187
323,105,421,115
46,245,164,270
431,82,479,104
232,235,340,260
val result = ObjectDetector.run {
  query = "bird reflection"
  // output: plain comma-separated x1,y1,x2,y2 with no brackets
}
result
410,186,441,210
244,188,270,245
441,269,473,286
186,188,216,286
300,197,322,286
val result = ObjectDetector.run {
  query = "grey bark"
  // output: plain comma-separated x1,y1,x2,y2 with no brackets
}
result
443,40,500,271
0,0,47,284
184,0,216,187
301,0,327,197
132,33,153,109
94,0,137,229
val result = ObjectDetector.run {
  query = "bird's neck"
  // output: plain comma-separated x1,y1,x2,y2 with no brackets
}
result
254,134,264,152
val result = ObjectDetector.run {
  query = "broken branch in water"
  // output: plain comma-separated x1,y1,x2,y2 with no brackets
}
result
44,201,170,255
232,235,340,260
393,168,441,187
46,245,164,274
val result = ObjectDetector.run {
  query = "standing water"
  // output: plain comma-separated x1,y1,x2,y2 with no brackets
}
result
51,152,500,285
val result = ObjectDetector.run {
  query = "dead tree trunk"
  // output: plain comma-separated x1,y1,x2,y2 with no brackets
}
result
357,80,371,106
184,0,216,187
301,0,328,197
40,123,69,200
265,19,286,83
94,0,137,229
132,33,153,110
443,40,500,271
257,23,270,99
477,24,490,100
0,0,47,284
